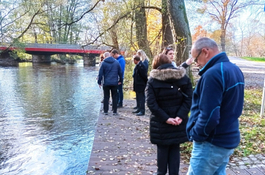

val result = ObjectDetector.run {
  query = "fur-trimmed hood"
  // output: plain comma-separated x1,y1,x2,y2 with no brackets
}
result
150,66,186,81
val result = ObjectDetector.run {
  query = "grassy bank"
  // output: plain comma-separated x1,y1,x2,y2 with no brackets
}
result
180,87,265,161
242,57,265,62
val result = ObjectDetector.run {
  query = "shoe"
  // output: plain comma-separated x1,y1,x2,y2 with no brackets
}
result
104,112,108,115
133,106,138,109
136,112,144,116
113,112,118,115
132,110,140,113
117,104,123,108
101,100,104,103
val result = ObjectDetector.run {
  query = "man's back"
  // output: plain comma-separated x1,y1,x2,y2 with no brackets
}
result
97,57,122,86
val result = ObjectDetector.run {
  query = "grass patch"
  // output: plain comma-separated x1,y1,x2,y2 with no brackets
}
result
235,88,265,157
180,88,265,160
242,57,265,62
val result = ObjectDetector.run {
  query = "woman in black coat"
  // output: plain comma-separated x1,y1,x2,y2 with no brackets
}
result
146,54,192,175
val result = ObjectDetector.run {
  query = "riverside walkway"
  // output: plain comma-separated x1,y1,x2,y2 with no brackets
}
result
87,100,265,175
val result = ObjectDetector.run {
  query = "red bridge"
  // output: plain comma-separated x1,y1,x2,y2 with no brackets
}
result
0,43,110,55
0,43,111,65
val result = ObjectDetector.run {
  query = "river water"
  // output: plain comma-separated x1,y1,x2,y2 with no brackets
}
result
0,62,102,175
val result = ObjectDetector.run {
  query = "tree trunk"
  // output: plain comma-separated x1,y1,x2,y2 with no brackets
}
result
110,28,119,50
134,0,152,58
162,0,173,48
167,0,191,65
220,26,226,52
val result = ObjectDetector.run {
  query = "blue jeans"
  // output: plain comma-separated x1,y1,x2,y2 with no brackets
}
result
187,141,234,175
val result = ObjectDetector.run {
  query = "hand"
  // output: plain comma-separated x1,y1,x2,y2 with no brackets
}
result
98,85,101,89
166,118,179,125
175,117,182,125
186,57,194,65
118,82,121,85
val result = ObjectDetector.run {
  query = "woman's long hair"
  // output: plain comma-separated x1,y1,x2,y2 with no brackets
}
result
137,49,149,62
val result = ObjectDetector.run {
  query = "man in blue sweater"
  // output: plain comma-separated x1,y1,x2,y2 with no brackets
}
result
186,38,244,175
111,49,126,108
98,52,123,115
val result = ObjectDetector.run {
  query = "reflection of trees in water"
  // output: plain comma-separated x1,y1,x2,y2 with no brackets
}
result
0,64,101,174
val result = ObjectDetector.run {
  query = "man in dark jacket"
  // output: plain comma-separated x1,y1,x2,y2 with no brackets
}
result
132,55,148,116
186,37,244,174
111,49,126,108
98,52,123,115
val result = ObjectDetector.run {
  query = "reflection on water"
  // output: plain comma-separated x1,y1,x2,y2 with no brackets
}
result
0,62,102,175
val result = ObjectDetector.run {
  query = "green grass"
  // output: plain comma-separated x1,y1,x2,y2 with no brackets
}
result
180,88,265,160
242,57,265,62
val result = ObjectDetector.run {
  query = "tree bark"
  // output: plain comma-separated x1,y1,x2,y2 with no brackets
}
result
110,27,119,50
161,0,173,48
134,0,152,58
220,26,226,52
167,0,191,65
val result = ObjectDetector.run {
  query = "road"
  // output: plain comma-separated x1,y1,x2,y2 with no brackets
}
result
228,56,265,89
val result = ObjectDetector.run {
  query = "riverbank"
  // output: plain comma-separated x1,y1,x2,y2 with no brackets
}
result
87,99,265,175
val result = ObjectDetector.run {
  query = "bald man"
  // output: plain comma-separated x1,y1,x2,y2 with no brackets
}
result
186,37,244,175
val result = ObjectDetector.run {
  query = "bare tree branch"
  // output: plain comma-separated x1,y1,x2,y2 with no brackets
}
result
150,28,162,46
64,0,104,26
81,11,131,47
13,9,42,42
142,6,162,12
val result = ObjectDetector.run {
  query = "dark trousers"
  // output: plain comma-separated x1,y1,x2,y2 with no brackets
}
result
103,85,118,113
157,144,180,175
136,91,145,113
117,84,123,106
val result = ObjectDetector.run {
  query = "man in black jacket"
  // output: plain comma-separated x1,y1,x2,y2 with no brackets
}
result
98,52,123,115
132,55,148,116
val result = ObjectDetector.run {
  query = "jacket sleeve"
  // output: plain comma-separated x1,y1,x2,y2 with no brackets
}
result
97,64,104,85
176,76,193,118
119,58,126,78
118,63,123,83
138,64,148,82
189,71,223,142
180,62,189,69
146,80,170,123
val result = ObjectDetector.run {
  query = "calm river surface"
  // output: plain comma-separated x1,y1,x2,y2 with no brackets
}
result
0,62,102,175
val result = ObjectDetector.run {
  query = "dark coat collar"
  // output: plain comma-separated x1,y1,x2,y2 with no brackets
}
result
199,52,229,76
150,63,186,81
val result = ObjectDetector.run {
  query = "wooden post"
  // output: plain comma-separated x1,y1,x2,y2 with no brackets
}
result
261,77,265,118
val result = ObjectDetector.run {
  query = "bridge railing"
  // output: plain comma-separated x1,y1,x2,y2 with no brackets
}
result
1,43,111,51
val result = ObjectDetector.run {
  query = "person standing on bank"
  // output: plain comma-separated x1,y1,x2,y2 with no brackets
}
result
131,49,149,110
186,37,244,175
132,55,148,116
136,49,149,70
97,52,123,115
146,54,192,175
111,49,126,108
162,47,193,68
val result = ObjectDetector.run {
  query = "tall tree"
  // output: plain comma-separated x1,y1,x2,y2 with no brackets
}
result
161,0,173,48
199,0,259,52
134,0,152,58
167,0,192,65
